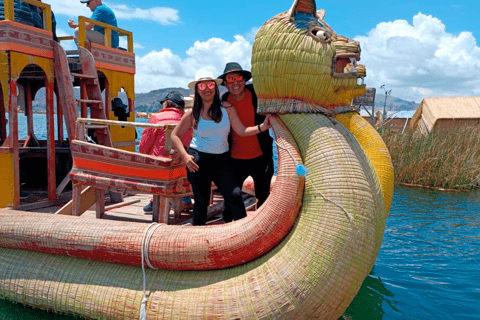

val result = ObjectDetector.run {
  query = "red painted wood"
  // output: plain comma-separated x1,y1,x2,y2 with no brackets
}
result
46,80,56,202
53,42,78,142
56,93,64,142
0,117,305,270
26,82,33,137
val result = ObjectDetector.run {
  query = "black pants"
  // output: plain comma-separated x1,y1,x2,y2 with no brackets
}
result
223,155,274,222
187,149,246,226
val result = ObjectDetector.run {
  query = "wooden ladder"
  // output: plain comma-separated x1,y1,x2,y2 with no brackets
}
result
53,43,122,215
53,42,112,146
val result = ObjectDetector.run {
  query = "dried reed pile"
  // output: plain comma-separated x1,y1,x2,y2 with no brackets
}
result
382,126,480,189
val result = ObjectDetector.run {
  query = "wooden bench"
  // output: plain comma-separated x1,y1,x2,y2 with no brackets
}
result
58,118,195,223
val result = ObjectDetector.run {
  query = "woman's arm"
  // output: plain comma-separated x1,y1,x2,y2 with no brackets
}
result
225,103,271,137
171,110,199,172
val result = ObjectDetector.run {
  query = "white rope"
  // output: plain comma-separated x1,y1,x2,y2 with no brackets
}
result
274,140,353,222
140,222,162,320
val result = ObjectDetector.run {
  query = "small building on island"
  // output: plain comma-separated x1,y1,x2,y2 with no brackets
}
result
410,96,480,134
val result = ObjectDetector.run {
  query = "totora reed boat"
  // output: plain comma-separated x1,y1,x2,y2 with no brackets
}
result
0,0,394,319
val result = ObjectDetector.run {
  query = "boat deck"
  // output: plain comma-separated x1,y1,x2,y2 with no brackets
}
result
2,191,256,226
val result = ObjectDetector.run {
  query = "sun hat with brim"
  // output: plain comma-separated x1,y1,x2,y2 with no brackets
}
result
159,91,185,108
188,68,223,90
217,62,252,85
80,0,90,3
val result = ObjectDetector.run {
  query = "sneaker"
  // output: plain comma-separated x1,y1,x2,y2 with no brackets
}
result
143,200,153,213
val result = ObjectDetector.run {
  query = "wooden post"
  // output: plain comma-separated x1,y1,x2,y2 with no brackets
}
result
95,188,105,218
56,92,64,142
46,80,56,202
152,195,169,223
72,182,82,216
9,80,20,207
26,82,33,138
152,195,160,223
80,83,87,118
104,80,110,117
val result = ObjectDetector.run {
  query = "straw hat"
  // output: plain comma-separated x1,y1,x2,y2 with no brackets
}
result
188,68,223,90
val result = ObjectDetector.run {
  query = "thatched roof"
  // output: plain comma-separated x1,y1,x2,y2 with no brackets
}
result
410,96,480,134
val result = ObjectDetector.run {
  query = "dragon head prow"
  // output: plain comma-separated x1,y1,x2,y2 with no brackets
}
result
252,0,366,114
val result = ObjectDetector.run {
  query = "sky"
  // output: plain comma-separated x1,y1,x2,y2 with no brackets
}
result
48,0,480,103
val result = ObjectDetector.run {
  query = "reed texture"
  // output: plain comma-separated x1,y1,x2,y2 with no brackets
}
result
382,126,480,189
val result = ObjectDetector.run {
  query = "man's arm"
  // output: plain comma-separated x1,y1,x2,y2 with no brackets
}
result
68,19,94,30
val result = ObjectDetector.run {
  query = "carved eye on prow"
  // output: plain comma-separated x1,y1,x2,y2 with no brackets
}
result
309,25,332,43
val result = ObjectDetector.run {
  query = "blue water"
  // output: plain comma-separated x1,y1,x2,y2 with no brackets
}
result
2,115,479,319
345,186,480,319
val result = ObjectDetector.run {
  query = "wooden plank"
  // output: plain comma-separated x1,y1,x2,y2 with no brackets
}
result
56,174,70,195
77,117,177,130
57,185,96,216
53,42,78,142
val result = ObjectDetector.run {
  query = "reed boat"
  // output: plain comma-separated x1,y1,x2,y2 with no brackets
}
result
0,0,394,319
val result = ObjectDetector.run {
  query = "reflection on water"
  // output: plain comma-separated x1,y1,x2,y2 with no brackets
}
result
3,115,480,319
343,186,480,320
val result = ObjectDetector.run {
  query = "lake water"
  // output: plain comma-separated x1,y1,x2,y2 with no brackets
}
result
1,115,479,319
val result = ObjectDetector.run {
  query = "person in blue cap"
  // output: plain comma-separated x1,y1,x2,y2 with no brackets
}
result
68,0,118,48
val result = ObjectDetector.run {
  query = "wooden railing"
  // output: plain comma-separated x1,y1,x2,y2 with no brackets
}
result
76,118,175,151
77,16,133,51
2,0,52,32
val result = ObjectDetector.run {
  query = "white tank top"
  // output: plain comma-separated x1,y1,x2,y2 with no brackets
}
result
190,107,231,154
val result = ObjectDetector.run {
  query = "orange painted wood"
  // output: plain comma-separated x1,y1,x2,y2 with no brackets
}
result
72,157,187,180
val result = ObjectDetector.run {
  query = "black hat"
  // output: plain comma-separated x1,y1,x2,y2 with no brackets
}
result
80,0,91,3
217,62,252,85
159,91,185,108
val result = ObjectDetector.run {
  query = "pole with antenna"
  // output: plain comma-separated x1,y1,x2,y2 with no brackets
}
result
380,85,392,134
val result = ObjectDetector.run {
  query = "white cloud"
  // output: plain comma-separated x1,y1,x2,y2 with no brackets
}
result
109,5,179,25
135,35,252,93
356,13,480,102
48,0,179,25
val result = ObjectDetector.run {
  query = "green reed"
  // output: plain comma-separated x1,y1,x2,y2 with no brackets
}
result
381,126,480,190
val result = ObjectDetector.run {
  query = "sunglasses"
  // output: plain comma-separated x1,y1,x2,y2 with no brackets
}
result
197,81,216,91
225,75,243,83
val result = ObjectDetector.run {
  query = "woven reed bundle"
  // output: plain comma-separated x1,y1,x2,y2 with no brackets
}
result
335,112,394,215
0,117,304,271
0,113,386,320
251,8,365,111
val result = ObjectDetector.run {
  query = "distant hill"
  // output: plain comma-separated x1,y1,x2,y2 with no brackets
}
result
374,94,419,112
29,87,418,114
134,88,193,113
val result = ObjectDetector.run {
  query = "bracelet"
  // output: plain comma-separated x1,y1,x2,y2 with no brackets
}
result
258,124,262,133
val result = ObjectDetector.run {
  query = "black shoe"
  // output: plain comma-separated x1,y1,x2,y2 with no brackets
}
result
143,201,153,213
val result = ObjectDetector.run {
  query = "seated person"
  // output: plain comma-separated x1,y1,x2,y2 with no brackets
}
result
68,0,118,48
139,91,193,213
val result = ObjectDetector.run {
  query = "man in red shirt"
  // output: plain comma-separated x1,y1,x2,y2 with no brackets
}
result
139,91,193,212
219,63,274,221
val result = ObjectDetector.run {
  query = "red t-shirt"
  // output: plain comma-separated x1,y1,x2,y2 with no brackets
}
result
227,90,263,160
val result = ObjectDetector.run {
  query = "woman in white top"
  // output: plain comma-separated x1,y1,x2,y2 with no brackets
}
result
171,68,271,226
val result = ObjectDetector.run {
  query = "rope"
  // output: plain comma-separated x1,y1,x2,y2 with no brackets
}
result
274,139,353,222
140,222,162,320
